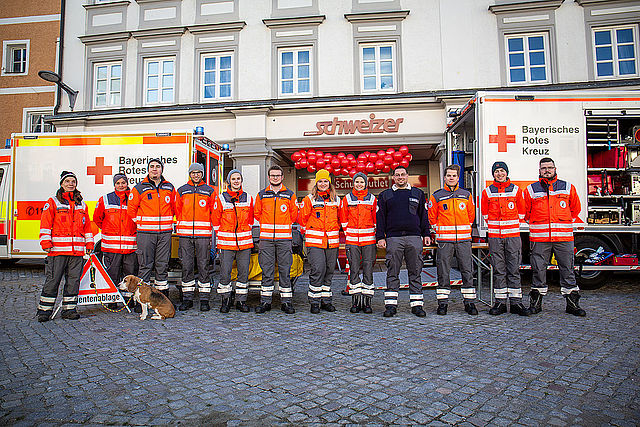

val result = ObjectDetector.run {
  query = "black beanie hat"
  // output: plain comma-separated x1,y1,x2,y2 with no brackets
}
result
113,173,128,185
59,171,77,185
492,161,509,175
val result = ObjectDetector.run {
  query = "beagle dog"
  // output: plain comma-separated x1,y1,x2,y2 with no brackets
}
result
119,275,175,320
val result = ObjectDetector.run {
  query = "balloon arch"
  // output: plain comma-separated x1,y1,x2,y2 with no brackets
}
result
291,146,412,177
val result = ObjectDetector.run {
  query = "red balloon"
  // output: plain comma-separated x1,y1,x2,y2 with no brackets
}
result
299,150,306,158
316,150,324,158
357,153,368,162
399,145,409,156
349,159,357,168
308,149,316,156
337,152,346,159
307,153,316,164
324,154,332,162
405,153,413,162
307,164,316,173
368,152,378,162
377,150,386,158
375,159,385,170
349,169,357,177
392,161,399,169
341,168,350,176
383,165,391,173
386,148,395,155
366,162,375,173
316,158,326,168
325,164,333,173
400,159,410,168
340,158,349,168
384,155,393,165
299,159,309,168
393,151,403,162
356,162,366,172
331,158,341,168
346,154,355,161
291,151,302,162
294,162,303,170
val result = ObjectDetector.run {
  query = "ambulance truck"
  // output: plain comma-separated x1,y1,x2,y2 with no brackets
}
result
0,130,225,260
446,90,640,288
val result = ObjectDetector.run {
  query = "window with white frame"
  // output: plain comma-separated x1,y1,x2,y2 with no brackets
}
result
25,110,55,133
2,40,29,75
144,57,175,105
279,47,311,96
93,62,122,108
201,53,233,101
505,33,550,84
593,25,638,79
360,43,396,92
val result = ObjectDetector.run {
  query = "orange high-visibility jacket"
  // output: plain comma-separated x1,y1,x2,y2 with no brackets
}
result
127,176,176,233
40,193,94,256
339,190,376,246
93,190,137,253
525,177,581,242
212,190,254,250
481,179,525,238
299,193,341,248
254,185,298,240
175,180,216,237
428,185,475,242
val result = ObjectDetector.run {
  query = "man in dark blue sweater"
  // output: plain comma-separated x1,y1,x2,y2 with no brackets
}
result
376,166,431,317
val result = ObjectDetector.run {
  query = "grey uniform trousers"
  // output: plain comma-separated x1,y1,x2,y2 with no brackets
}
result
102,251,138,298
530,240,579,296
385,236,424,307
346,243,376,296
307,246,338,304
37,255,84,315
136,232,171,290
436,240,476,303
258,239,293,304
218,248,251,302
179,237,212,300
488,237,523,302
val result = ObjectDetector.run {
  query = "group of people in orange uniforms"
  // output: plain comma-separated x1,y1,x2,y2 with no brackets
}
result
36,156,586,322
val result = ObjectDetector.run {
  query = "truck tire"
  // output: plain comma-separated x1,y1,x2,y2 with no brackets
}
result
574,235,612,290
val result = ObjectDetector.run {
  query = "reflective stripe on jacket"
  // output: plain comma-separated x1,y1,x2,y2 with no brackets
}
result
428,185,475,242
255,185,298,240
93,191,137,253
40,194,94,256
525,177,581,242
299,194,341,249
175,180,216,237
339,191,376,246
212,190,254,250
480,180,525,239
127,176,176,233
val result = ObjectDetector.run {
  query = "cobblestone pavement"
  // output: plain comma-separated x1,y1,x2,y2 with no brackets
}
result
1,262,639,426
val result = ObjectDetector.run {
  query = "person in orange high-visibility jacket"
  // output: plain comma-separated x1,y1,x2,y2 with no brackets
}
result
127,158,176,301
93,173,138,310
37,171,94,322
339,172,376,314
175,163,216,312
299,169,341,314
212,169,254,313
428,164,477,316
524,157,585,317
254,165,298,314
480,162,529,317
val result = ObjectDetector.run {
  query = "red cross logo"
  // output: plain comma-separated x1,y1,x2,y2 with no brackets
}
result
489,126,516,152
87,157,112,184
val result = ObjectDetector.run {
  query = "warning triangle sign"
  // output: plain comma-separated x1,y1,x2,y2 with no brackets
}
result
77,254,125,306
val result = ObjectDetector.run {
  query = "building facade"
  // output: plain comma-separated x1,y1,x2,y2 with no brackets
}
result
49,0,640,197
0,0,60,142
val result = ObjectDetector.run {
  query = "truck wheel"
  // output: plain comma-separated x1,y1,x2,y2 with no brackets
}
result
574,236,612,290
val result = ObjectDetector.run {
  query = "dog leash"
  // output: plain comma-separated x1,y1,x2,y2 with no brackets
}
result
89,265,133,313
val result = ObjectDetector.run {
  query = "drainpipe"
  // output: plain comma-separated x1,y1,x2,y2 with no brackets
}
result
54,0,66,115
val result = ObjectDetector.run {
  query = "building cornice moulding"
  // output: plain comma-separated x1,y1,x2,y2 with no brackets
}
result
83,1,130,10
575,0,636,5
489,0,564,14
344,10,410,23
79,31,131,44
131,26,186,39
262,15,326,28
187,21,246,34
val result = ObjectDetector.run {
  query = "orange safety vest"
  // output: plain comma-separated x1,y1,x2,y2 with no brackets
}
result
299,193,341,249
481,179,525,238
428,184,475,242
212,190,254,250
40,194,94,256
175,180,216,237
93,190,137,253
254,185,298,240
127,176,176,233
339,190,376,246
525,177,581,242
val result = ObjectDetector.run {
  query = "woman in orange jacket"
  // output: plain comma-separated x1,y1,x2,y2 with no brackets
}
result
298,169,341,314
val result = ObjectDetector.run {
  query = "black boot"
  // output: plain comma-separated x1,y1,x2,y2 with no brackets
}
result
510,302,530,316
37,312,50,322
177,286,184,304
255,302,271,313
61,309,80,320
411,306,426,317
179,300,193,311
219,296,231,313
436,303,448,315
235,301,250,313
281,302,295,314
310,304,320,314
383,305,397,318
565,291,586,317
529,289,543,314
320,302,336,312
200,300,210,312
489,302,507,315
362,296,373,314
464,303,478,315
350,295,361,313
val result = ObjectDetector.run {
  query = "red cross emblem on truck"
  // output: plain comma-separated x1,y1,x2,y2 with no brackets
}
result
87,157,112,184
489,126,516,152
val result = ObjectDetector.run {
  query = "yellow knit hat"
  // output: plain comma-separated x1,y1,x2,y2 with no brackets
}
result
315,169,331,183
